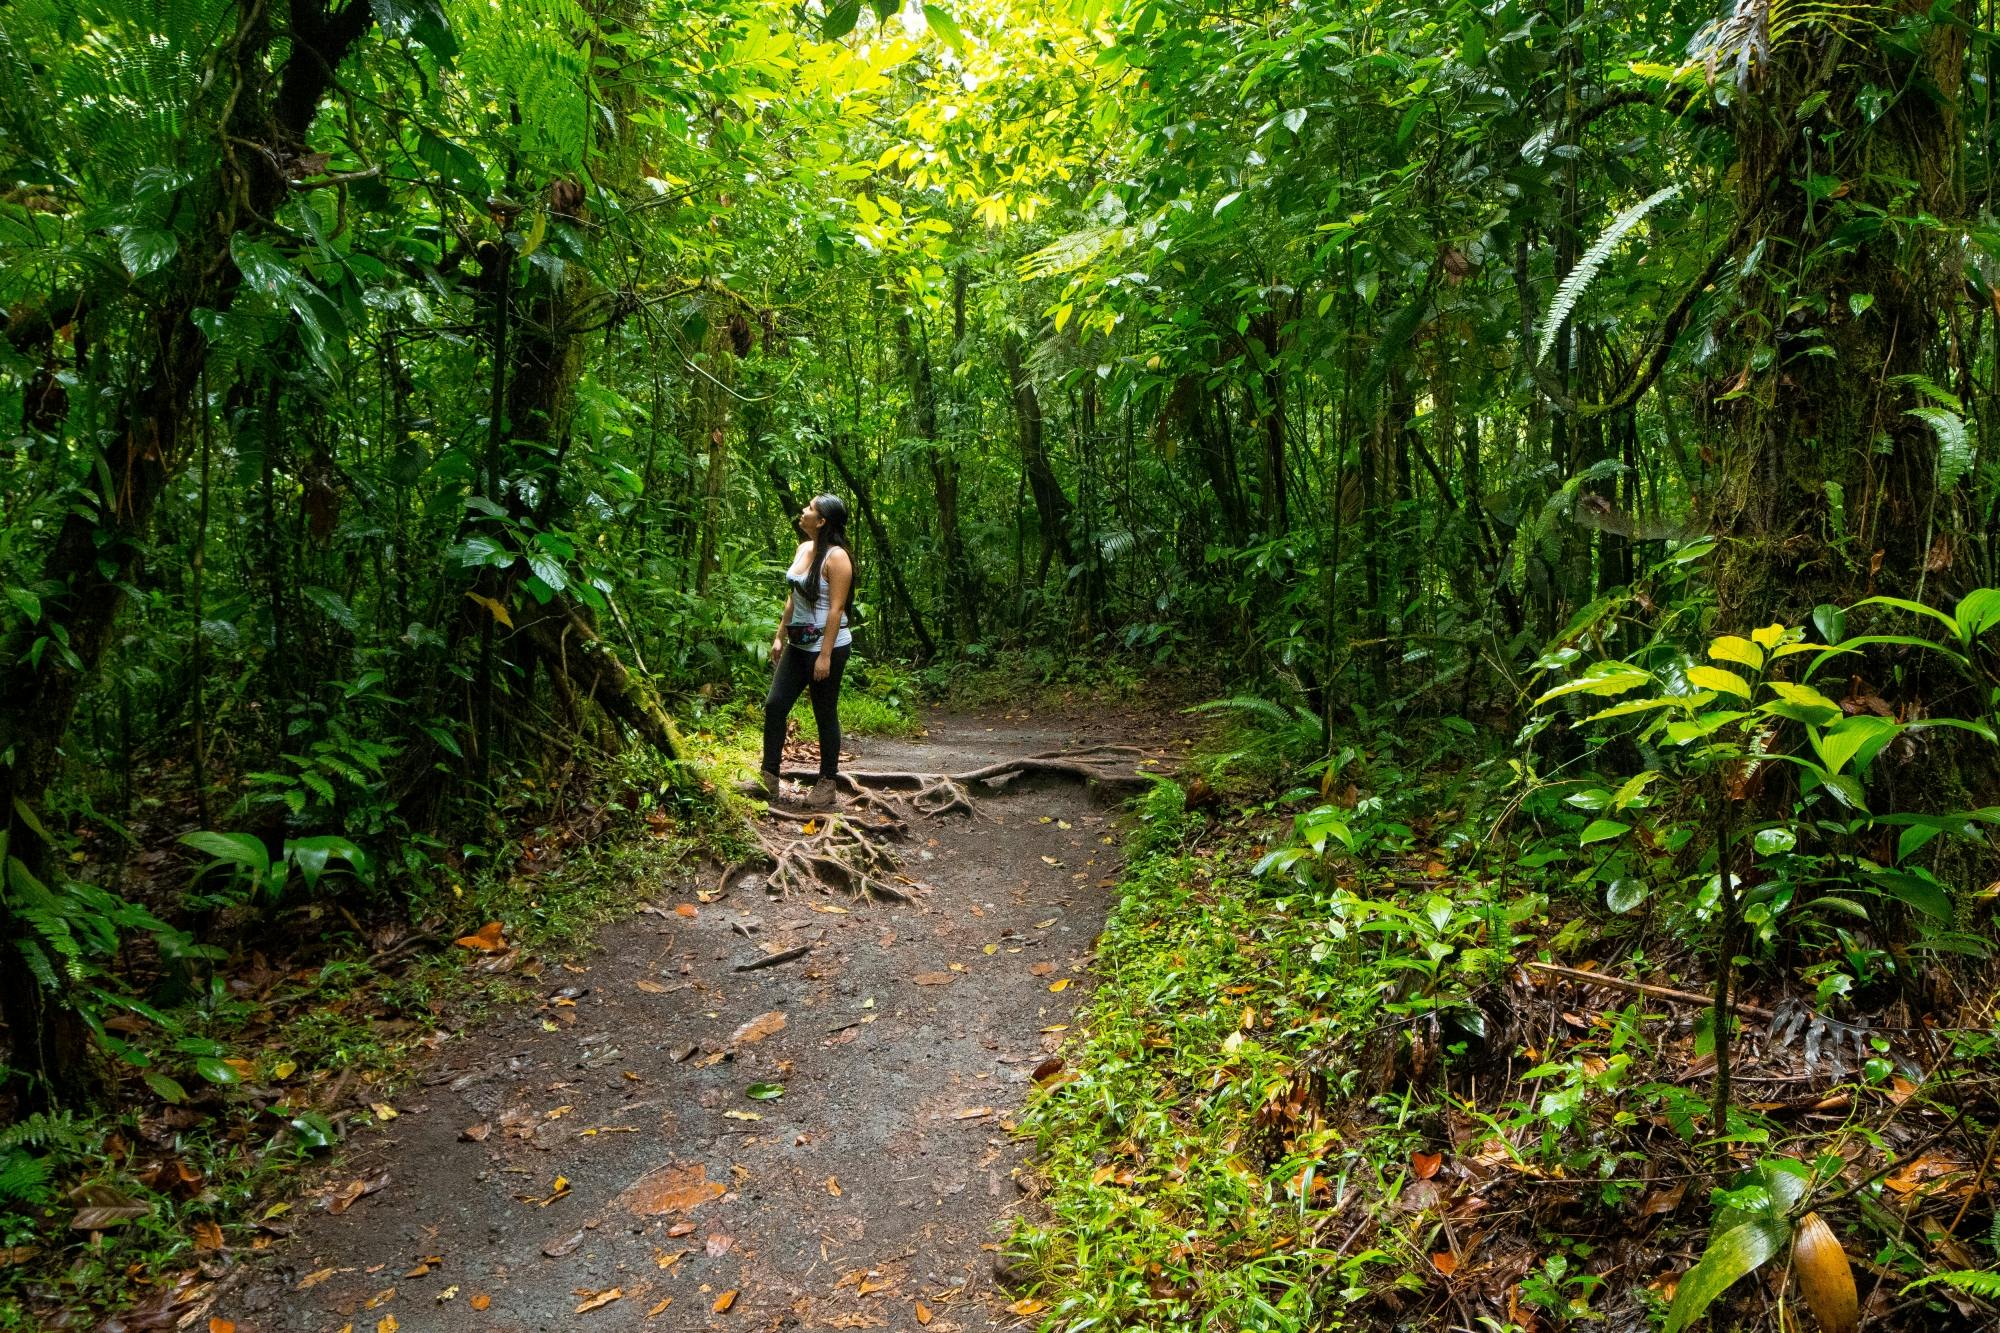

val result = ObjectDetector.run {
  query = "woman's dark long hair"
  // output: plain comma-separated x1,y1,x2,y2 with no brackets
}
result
803,493,853,614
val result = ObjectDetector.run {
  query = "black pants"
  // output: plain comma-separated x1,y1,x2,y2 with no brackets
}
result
761,642,850,778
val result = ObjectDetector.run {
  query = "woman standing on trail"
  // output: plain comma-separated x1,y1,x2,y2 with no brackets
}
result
739,494,855,809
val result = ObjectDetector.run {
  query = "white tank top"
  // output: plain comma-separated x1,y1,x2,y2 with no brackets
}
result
786,548,851,649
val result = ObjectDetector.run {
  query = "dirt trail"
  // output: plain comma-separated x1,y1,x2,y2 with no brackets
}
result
239,710,1190,1333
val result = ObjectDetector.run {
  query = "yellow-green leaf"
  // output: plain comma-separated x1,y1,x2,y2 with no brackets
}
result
1686,665,1750,699
1707,635,1763,670
1749,622,1789,649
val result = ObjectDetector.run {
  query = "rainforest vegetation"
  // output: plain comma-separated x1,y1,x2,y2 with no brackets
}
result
5,0,2000,1326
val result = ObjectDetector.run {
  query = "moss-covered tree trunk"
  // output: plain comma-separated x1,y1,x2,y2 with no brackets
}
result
1710,13,1967,610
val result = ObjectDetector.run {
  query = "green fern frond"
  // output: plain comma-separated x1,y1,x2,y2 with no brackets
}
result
0,1150,52,1204
1538,185,1682,364
1902,1269,2000,1301
1191,695,1294,727
0,1110,86,1154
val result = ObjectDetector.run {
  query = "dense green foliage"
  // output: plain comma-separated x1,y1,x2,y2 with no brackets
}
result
5,0,2000,1323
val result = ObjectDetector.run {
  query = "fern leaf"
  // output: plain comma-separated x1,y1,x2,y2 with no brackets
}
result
1538,185,1683,364
1902,1269,2000,1301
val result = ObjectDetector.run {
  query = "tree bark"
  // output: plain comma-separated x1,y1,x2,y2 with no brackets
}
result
1001,335,1080,580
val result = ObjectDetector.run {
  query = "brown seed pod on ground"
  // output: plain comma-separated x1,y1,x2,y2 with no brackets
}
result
1792,1211,1857,1333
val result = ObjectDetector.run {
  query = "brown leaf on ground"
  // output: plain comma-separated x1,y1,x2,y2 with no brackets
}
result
674,904,699,918
574,1287,623,1314
916,1301,933,1325
460,1123,491,1143
647,1296,673,1316
826,1175,842,1196
1637,1180,1687,1216
913,971,955,986
1029,962,1054,976
544,1229,585,1258
469,1293,491,1311
706,1233,736,1257
454,922,507,952
325,1171,391,1215
1431,1251,1458,1276
209,1320,235,1333
635,979,669,994
714,1289,738,1312
1032,1057,1065,1084
296,1267,338,1291
1410,1151,1442,1180
730,1011,787,1045
193,1221,224,1251
619,1163,727,1217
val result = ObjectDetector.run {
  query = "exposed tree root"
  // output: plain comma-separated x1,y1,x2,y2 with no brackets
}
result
734,746,1155,900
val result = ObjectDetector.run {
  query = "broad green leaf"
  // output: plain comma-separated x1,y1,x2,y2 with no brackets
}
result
1748,623,1788,649
1663,1216,1790,1333
1751,827,1797,856
1707,635,1763,670
922,4,965,51
1810,714,1901,775
118,226,178,278
143,1072,188,1104
1850,594,1959,636
1579,819,1629,846
1605,878,1646,913
1610,771,1657,811
822,0,861,39
1867,868,1953,922
746,1081,785,1100
1954,588,2000,640
179,831,270,875
1583,697,1682,722
194,1057,240,1085
1536,662,1654,705
1685,665,1750,699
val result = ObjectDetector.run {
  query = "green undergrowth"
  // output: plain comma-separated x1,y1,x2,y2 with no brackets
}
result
0,755,740,1326
1014,697,2000,1332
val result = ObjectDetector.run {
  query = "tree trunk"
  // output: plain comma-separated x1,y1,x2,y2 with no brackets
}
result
825,432,936,659
1001,335,1080,581
0,0,379,1106
1711,12,1966,610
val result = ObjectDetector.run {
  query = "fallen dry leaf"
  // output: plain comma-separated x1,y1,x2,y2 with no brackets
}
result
1410,1152,1443,1180
1032,1057,1065,1085
730,1011,787,1045
1049,978,1070,993
460,1122,491,1142
674,904,699,918
210,1321,235,1333
297,1268,338,1291
954,1107,993,1120
326,1171,391,1216
544,1229,585,1258
916,1301,933,1325
1008,1297,1047,1316
193,1221,224,1251
706,1233,736,1257
469,1293,491,1311
826,1175,842,1197
714,1289,738,1312
376,1317,399,1333
453,922,507,952
913,972,955,986
1431,1251,1458,1277
1029,962,1054,976
574,1287,623,1314
620,1163,726,1217
635,979,669,994
647,1297,673,1317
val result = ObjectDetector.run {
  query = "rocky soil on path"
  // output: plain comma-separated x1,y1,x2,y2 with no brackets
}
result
226,708,1191,1333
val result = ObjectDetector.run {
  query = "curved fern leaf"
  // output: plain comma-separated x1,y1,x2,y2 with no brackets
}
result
1901,1269,2000,1300
1538,185,1683,364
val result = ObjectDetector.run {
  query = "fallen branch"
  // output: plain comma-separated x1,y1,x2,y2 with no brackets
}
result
1524,961,1777,1021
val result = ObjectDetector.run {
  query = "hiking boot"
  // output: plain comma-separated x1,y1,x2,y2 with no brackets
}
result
733,770,781,801
804,777,839,810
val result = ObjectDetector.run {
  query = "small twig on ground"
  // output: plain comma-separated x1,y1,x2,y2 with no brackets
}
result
734,944,812,973
1523,961,1778,1021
